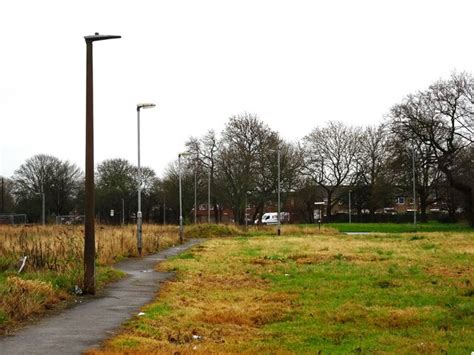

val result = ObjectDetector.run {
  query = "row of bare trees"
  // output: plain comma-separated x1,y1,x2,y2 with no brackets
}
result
1,72,472,225
170,73,472,225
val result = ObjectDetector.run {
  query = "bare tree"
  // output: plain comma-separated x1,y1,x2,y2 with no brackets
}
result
391,72,474,225
12,154,82,221
355,124,392,220
387,137,444,222
217,113,281,224
302,121,361,221
186,130,221,222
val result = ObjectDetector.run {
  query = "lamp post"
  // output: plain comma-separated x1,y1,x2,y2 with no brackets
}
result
1,177,3,214
348,189,352,224
83,33,120,295
270,148,281,235
277,148,281,236
121,198,125,226
208,170,211,223
40,184,45,225
178,152,190,243
136,103,156,256
163,194,166,225
245,191,252,230
412,143,417,227
194,153,199,224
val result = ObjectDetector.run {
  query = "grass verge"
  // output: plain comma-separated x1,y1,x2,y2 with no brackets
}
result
328,221,472,233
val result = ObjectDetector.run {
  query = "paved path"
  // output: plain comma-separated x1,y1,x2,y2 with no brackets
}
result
0,239,201,354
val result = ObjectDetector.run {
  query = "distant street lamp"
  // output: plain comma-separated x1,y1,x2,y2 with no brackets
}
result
40,184,45,225
270,148,281,235
178,152,191,243
277,148,281,235
163,194,166,225
121,198,125,226
83,33,120,295
245,191,251,230
348,189,352,224
207,170,211,223
194,153,199,224
412,143,417,227
136,103,156,256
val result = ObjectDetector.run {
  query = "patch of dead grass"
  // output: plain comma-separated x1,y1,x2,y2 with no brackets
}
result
370,307,425,329
0,276,68,332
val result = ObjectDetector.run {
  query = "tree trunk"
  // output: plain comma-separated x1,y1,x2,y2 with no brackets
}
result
213,200,219,223
442,167,474,226
419,192,428,223
326,191,332,223
306,201,314,224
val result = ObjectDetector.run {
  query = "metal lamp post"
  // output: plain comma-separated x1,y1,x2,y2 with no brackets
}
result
348,189,352,224
193,153,199,224
178,152,190,243
40,184,45,225
136,103,156,256
412,143,417,227
277,149,281,236
270,148,281,235
163,194,166,225
121,198,125,226
207,170,211,223
83,33,120,295
245,192,248,230
245,191,252,230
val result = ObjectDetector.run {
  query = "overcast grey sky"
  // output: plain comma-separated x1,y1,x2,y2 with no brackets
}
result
1,0,473,178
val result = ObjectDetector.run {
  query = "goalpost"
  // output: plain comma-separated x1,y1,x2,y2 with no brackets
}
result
0,214,28,225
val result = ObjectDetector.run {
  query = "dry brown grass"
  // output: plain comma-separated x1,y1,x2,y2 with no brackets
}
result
0,276,68,323
0,224,180,334
0,224,179,273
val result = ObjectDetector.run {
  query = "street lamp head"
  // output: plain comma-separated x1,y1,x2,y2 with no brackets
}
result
84,33,121,43
137,103,156,110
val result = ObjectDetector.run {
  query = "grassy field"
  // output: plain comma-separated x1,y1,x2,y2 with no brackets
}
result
328,221,472,233
92,229,474,354
0,224,180,334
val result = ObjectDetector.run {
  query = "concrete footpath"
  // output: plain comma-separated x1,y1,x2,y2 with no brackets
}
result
0,239,201,354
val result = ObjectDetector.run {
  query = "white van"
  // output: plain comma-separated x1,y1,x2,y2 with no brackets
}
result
258,212,290,225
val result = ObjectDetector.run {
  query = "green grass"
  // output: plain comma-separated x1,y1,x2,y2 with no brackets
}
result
328,221,472,233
